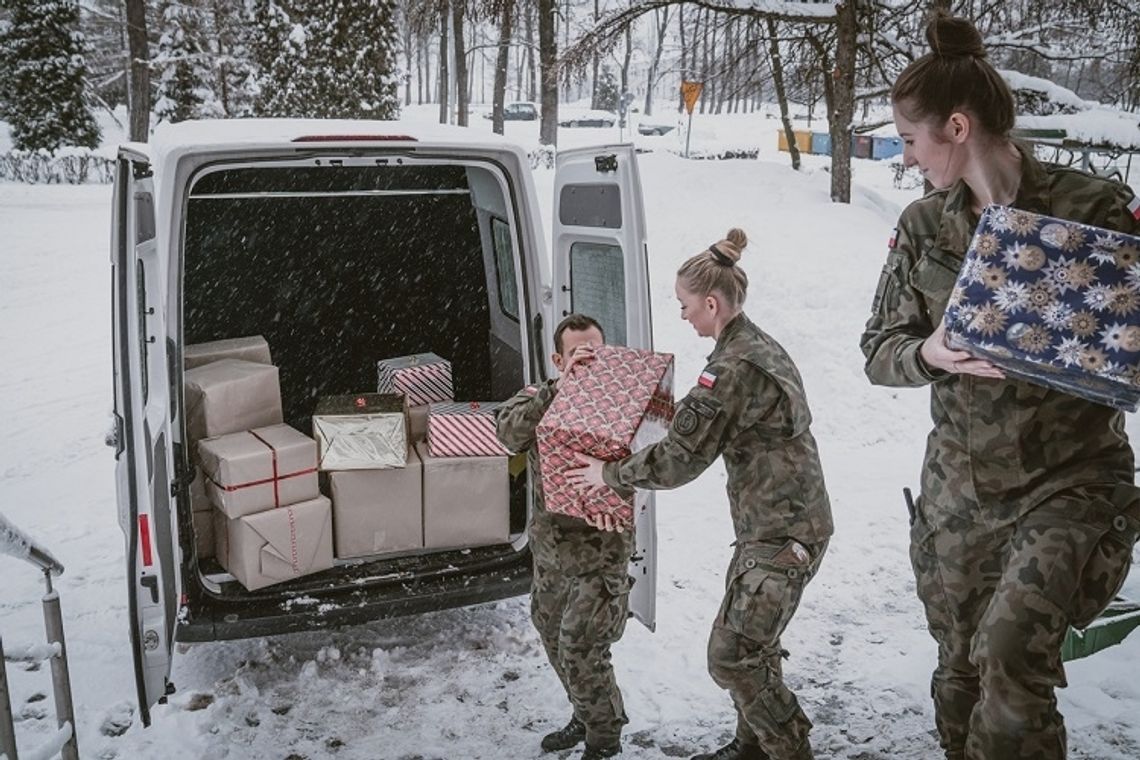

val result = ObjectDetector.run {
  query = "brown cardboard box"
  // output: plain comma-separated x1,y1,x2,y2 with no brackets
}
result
328,447,423,558
184,335,272,369
214,496,334,591
408,404,429,443
198,424,319,518
415,442,508,550
189,466,211,513
312,393,407,470
192,510,215,559
184,359,283,444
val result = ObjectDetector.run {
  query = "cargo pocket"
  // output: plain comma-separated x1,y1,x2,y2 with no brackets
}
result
1069,489,1140,629
909,500,955,642
910,246,961,322
592,571,632,645
716,542,806,644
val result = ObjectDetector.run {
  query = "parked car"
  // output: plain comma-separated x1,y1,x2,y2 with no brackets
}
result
482,101,539,121
638,122,676,136
110,120,659,726
559,110,618,128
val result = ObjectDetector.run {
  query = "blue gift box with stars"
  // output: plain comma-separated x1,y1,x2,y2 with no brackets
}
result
943,204,1140,411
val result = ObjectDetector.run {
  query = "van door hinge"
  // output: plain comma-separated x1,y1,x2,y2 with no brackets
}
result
106,412,124,456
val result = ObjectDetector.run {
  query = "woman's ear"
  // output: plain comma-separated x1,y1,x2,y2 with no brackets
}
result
705,294,720,314
947,112,971,144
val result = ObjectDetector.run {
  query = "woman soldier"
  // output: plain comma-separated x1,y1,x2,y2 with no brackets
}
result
566,228,833,760
861,12,1140,760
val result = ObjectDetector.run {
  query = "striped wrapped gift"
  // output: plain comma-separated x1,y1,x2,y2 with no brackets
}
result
427,401,510,457
377,353,453,407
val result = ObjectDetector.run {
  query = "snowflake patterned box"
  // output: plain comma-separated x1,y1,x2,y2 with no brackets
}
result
376,353,454,407
943,204,1140,411
427,401,511,457
535,346,675,527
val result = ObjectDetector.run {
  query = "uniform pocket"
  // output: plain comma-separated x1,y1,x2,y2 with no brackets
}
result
716,542,808,643
1069,487,1140,628
910,249,961,322
592,571,632,645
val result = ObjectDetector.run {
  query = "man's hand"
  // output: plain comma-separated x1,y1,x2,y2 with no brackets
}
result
920,322,1005,379
555,344,597,389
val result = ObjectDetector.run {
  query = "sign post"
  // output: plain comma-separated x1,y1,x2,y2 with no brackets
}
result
680,81,703,158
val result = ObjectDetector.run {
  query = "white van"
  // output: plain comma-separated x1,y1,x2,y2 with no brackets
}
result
108,119,659,726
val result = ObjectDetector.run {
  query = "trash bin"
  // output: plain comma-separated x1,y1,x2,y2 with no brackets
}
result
777,129,814,153
811,132,832,156
872,136,904,160
851,134,873,159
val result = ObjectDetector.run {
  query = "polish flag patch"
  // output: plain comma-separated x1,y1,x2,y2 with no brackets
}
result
1128,194,1140,221
698,370,717,389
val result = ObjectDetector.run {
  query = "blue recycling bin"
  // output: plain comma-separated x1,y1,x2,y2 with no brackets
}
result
810,132,832,156
872,136,904,160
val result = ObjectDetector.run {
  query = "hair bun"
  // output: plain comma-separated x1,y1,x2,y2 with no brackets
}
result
926,13,986,59
725,227,748,254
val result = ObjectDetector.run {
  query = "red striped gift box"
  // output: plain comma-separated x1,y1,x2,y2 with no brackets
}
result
427,401,510,457
377,353,453,407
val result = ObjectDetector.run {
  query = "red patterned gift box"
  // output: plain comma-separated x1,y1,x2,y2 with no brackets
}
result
427,401,510,457
376,353,453,407
536,345,674,527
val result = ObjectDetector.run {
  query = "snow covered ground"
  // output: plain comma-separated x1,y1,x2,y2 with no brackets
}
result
1,107,1139,760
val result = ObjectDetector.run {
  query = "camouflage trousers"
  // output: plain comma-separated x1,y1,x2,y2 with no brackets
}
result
911,483,1140,760
708,538,828,760
529,508,634,746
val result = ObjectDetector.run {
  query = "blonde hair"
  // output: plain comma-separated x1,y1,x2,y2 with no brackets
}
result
677,227,749,310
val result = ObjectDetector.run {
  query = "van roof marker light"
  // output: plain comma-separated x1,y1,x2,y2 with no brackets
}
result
293,134,418,142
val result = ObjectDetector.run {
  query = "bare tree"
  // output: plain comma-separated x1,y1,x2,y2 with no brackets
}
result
643,6,670,115
125,0,149,141
453,0,469,124
488,0,515,133
438,0,449,123
538,0,557,144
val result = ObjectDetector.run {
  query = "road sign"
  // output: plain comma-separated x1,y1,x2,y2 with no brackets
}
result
681,81,703,115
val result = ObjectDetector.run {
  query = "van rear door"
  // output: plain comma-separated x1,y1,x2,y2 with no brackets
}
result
551,144,657,631
111,146,180,726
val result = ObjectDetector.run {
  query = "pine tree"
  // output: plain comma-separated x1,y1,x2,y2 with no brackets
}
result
593,66,619,112
208,0,256,116
154,0,221,123
249,0,311,116
0,0,101,151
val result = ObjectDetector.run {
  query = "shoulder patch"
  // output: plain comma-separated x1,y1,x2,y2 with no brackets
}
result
674,407,700,435
1128,193,1140,221
888,227,898,249
698,369,717,388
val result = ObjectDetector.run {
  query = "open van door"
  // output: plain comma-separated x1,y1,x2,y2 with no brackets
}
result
110,146,180,726
551,144,657,631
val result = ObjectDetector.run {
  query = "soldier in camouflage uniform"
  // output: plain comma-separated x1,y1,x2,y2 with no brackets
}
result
861,13,1140,760
568,228,833,760
496,313,633,760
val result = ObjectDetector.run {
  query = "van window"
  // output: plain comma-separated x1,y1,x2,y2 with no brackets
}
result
558,183,621,229
136,261,149,402
491,217,519,321
569,242,626,346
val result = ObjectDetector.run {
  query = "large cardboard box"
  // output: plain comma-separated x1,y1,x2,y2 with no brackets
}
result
192,510,215,559
427,401,510,457
198,424,319,518
312,393,408,470
214,496,334,591
189,466,211,513
536,345,674,528
328,447,423,558
377,353,453,406
415,442,508,550
184,335,272,369
945,204,1140,411
184,359,282,444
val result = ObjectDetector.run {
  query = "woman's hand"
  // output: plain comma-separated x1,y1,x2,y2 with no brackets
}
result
920,323,1005,379
563,454,625,533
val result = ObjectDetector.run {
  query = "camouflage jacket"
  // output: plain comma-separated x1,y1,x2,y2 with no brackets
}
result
602,314,834,545
860,148,1138,528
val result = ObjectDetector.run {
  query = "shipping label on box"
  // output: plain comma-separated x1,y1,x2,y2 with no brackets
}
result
312,393,408,470
377,353,453,406
427,401,510,457
184,359,283,444
536,345,675,527
416,442,508,550
198,423,319,518
944,204,1140,410
184,335,272,370
214,496,333,591
328,446,423,558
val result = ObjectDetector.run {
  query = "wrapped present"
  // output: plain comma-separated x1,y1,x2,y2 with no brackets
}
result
327,446,423,558
197,424,319,519
312,393,408,470
944,205,1140,411
427,401,510,457
183,359,283,444
214,495,334,591
416,442,509,549
184,335,272,369
536,345,675,527
377,353,453,406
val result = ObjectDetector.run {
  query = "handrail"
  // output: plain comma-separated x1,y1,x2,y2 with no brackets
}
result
0,513,64,577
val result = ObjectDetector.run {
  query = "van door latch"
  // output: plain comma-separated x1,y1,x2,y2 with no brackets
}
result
594,154,618,173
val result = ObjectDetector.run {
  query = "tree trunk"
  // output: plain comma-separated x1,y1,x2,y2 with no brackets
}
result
620,24,632,97
830,0,858,203
766,18,799,171
677,5,686,113
538,0,557,145
643,7,669,116
125,0,149,141
452,0,468,125
403,12,414,106
699,9,708,114
492,0,514,134
591,0,599,108
438,2,449,123
525,3,537,102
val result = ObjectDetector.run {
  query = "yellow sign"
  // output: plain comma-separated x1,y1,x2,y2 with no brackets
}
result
681,81,703,115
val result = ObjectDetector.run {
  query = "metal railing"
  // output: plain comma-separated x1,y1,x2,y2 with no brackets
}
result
0,513,78,760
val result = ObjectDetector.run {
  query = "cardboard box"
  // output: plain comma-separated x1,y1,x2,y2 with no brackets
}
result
944,205,1140,411
214,496,334,591
416,442,508,550
312,393,408,470
189,466,211,513
377,353,453,406
536,345,674,527
198,424,319,518
193,510,215,559
184,359,283,444
408,403,429,443
184,335,272,369
328,447,423,558
427,401,510,457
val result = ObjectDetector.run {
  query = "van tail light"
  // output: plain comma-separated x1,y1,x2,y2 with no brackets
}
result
139,514,154,567
292,135,417,142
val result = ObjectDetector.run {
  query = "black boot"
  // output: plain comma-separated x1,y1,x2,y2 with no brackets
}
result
690,738,769,760
541,716,586,752
580,740,621,759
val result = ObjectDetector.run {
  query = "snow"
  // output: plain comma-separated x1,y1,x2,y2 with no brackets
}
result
1,106,1139,759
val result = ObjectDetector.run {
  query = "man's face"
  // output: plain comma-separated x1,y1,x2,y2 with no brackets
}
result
552,326,605,371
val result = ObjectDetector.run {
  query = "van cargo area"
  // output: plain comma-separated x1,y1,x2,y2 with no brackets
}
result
179,158,533,616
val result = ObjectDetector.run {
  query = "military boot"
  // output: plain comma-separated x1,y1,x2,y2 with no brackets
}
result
690,738,769,760
541,716,586,752
579,740,621,759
